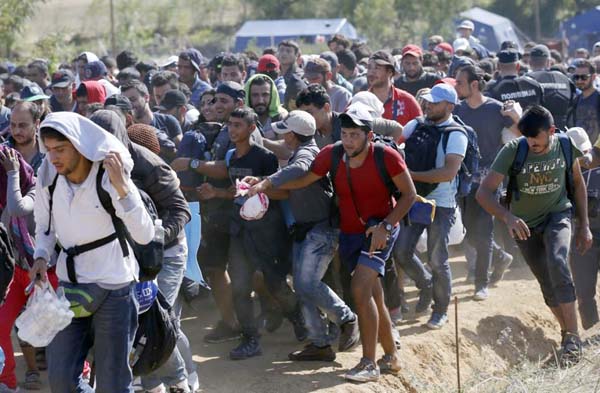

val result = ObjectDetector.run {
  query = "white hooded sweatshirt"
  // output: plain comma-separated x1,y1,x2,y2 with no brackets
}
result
34,112,154,286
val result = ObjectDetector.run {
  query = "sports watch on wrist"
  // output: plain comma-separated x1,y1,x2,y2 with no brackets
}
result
381,220,393,233
189,159,201,171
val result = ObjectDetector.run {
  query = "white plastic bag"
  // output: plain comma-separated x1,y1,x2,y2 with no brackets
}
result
415,206,465,253
15,282,74,347
236,179,269,221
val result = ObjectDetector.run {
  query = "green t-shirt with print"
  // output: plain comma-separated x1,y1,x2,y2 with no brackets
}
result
491,135,582,228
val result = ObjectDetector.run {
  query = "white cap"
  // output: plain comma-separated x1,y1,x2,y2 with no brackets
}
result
458,20,474,30
273,110,316,136
340,102,374,127
453,38,471,53
160,55,179,68
349,91,384,117
567,127,592,152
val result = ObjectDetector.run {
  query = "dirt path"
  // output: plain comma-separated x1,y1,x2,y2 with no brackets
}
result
14,256,581,392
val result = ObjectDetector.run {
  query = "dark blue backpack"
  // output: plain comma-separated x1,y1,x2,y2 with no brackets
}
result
443,115,480,198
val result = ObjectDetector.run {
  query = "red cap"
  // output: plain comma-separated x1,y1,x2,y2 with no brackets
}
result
402,44,423,58
434,42,454,55
434,77,457,87
257,54,280,72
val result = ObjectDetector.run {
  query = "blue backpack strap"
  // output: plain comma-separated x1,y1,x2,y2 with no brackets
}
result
506,137,529,207
225,148,236,167
556,133,575,204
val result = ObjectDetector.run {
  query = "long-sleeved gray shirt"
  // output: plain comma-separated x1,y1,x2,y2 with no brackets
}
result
268,140,332,224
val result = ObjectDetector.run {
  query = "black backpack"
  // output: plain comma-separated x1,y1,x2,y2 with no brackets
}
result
0,223,16,306
131,290,178,376
505,133,575,208
46,166,164,283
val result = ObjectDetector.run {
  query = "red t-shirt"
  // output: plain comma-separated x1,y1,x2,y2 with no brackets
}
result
382,86,422,125
311,143,407,234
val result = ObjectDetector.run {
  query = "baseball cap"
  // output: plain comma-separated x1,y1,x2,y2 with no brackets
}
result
458,20,475,30
304,58,331,79
320,51,339,69
20,84,50,102
530,44,550,58
154,89,187,111
160,55,179,69
567,127,592,152
434,43,454,56
453,38,471,53
104,94,133,111
349,91,384,117
500,40,519,51
50,69,74,88
594,42,600,51
370,50,395,68
179,48,205,72
339,102,374,128
216,81,245,101
273,110,316,136
421,83,458,104
434,77,457,87
402,44,423,58
83,60,108,80
497,48,521,64
428,35,444,46
257,54,280,72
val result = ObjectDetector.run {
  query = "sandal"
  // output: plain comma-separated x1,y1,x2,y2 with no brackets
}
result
23,370,42,390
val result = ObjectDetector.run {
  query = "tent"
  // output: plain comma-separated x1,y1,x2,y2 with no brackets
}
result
458,7,529,52
234,18,358,52
559,6,600,54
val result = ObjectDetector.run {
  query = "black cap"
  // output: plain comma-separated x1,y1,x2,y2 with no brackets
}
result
104,94,133,111
497,49,521,64
50,69,75,88
154,89,187,111
530,44,550,58
500,40,519,51
369,50,395,68
216,81,245,101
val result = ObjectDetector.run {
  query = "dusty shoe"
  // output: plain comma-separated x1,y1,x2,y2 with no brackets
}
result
288,344,336,362
560,332,582,367
377,354,402,375
344,358,380,382
338,314,360,352
23,370,42,390
489,252,513,285
473,286,489,301
426,312,448,330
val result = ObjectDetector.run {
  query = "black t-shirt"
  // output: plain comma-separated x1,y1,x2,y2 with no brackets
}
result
528,70,576,130
151,112,183,141
228,144,279,184
394,72,440,97
484,75,544,110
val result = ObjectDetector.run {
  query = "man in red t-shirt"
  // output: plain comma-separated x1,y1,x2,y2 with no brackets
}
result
255,102,416,382
367,50,422,125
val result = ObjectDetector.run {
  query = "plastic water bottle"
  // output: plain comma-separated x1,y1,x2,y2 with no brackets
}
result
0,345,5,374
154,219,164,243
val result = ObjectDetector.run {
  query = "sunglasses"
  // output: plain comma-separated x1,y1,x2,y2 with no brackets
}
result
573,74,591,81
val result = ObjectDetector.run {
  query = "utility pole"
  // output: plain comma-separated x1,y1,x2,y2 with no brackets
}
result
110,0,116,55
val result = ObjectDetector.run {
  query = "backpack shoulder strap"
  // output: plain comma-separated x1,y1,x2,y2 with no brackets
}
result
44,174,59,236
556,133,575,202
441,125,468,153
329,142,345,189
95,166,130,258
225,148,236,167
505,137,529,207
373,143,394,196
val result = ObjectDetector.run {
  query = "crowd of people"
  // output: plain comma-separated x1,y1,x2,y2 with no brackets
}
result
0,19,600,392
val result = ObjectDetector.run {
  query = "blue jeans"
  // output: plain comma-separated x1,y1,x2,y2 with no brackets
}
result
462,188,494,289
292,224,353,347
47,283,138,393
142,254,188,390
394,207,455,314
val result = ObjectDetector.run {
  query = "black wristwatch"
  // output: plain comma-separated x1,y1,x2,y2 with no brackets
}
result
189,159,201,171
380,220,393,233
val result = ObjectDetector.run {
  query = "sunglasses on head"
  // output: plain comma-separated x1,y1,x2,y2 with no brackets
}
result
572,74,591,81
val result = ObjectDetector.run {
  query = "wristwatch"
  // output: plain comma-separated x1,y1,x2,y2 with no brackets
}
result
189,159,201,171
381,220,394,233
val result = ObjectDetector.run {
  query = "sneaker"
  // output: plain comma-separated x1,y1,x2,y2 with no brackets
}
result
203,321,241,343
288,344,336,362
473,286,489,301
489,252,513,285
389,307,403,325
229,334,262,360
344,358,380,382
23,370,41,390
415,286,433,315
560,332,582,367
426,312,448,330
338,314,360,352
376,354,401,375
0,383,19,393
391,328,402,350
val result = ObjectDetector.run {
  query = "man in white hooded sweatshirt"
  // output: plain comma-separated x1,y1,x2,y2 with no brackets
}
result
28,112,155,392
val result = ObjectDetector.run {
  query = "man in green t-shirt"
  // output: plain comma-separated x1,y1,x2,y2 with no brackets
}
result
476,105,592,366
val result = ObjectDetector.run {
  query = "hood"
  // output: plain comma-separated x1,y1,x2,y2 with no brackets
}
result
244,74,284,119
89,110,131,148
37,112,132,187
80,80,106,104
